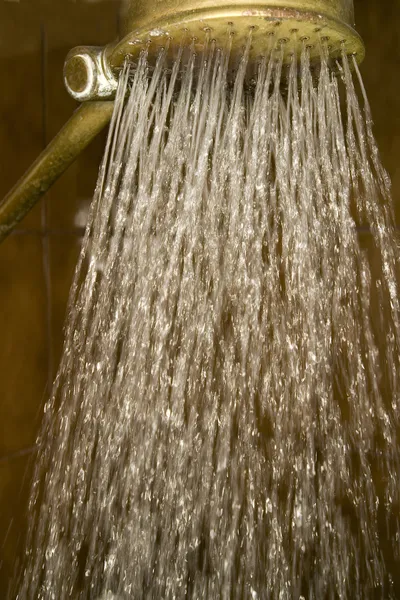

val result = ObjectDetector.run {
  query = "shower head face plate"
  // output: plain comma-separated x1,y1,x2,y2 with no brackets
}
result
109,2,364,69
65,1,364,101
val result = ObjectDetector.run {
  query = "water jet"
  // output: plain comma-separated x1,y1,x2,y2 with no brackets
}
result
12,1,400,599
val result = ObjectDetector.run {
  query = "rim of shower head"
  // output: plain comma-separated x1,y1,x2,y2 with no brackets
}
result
110,0,365,67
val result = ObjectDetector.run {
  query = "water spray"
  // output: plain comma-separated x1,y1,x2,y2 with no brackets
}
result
13,2,400,599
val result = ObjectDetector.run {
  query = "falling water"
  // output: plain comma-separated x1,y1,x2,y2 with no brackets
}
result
16,37,400,599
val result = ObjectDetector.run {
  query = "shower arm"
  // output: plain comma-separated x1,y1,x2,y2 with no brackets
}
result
0,0,363,243
0,102,114,242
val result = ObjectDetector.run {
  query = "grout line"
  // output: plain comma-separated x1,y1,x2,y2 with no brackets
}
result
40,23,55,393
116,1,121,39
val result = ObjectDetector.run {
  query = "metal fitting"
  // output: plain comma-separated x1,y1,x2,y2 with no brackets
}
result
64,46,118,102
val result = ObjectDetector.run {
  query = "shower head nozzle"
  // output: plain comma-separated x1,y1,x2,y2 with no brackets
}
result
64,0,364,101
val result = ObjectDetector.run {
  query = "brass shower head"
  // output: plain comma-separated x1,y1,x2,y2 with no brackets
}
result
0,0,365,243
65,0,365,101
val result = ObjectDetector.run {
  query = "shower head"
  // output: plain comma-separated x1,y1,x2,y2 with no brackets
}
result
0,0,365,243
64,0,365,101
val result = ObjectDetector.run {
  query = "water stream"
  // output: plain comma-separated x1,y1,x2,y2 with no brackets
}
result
16,38,400,599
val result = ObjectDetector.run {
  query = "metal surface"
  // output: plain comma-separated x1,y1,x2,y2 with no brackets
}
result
110,0,364,69
0,102,114,243
64,46,118,102
121,0,356,33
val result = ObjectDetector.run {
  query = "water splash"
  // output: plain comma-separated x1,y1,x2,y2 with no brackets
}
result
16,39,400,599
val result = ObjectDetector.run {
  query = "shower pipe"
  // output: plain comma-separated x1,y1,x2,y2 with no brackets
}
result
0,0,364,243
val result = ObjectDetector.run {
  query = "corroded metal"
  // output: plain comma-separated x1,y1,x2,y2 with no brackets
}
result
0,102,114,243
110,0,364,68
121,0,356,35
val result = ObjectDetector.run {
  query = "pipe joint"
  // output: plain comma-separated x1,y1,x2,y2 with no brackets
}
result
64,46,118,102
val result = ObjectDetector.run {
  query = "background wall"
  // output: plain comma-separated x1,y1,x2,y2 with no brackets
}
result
0,1,119,594
0,0,398,596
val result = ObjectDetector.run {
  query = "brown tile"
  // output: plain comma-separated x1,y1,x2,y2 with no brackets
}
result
42,1,119,53
0,235,47,456
0,11,43,231
0,2,119,59
0,454,34,599
354,0,400,226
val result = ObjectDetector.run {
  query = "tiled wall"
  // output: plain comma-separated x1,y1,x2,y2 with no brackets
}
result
0,0,399,596
0,1,119,595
